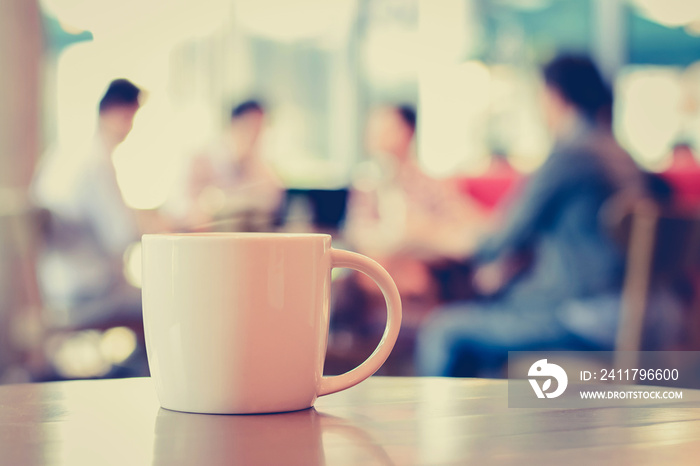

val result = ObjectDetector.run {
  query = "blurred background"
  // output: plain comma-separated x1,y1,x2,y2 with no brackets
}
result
2,0,700,383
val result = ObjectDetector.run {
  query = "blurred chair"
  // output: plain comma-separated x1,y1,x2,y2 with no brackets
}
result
0,200,147,383
0,194,49,383
39,214,146,380
603,198,700,369
503,195,700,380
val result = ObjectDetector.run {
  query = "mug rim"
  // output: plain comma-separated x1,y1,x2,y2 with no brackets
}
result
142,232,332,241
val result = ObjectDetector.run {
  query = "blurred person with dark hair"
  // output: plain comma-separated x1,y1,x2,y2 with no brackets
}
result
347,104,486,261
417,55,681,377
97,79,142,144
32,79,144,326
182,99,283,231
334,105,487,350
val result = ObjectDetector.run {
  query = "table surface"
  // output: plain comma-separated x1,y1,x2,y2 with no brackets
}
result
2,377,700,465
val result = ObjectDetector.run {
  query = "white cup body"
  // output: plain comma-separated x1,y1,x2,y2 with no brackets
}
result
142,233,332,414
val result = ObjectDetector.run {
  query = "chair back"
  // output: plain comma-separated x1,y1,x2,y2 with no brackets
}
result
0,194,49,382
602,197,700,355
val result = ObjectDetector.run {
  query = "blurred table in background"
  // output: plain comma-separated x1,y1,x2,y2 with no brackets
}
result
2,377,700,465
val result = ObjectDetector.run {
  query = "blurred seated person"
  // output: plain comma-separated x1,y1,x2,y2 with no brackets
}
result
336,105,488,335
32,79,145,327
417,55,682,377
661,142,700,210
183,100,283,232
346,105,487,261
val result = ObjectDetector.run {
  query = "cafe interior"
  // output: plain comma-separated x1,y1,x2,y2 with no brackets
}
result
0,0,700,384
2,0,700,395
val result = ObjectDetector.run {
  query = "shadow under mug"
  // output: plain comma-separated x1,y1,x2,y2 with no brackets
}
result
142,233,402,414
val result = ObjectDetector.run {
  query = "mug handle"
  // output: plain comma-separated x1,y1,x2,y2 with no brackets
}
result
318,249,402,397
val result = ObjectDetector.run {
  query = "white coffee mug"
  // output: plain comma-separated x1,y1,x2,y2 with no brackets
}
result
142,233,401,414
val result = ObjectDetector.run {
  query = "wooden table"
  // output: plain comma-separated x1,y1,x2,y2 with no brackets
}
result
2,377,700,465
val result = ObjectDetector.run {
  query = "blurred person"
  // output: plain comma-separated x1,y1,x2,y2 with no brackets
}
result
346,105,487,261
417,55,681,377
183,100,283,231
330,105,488,369
32,79,144,327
